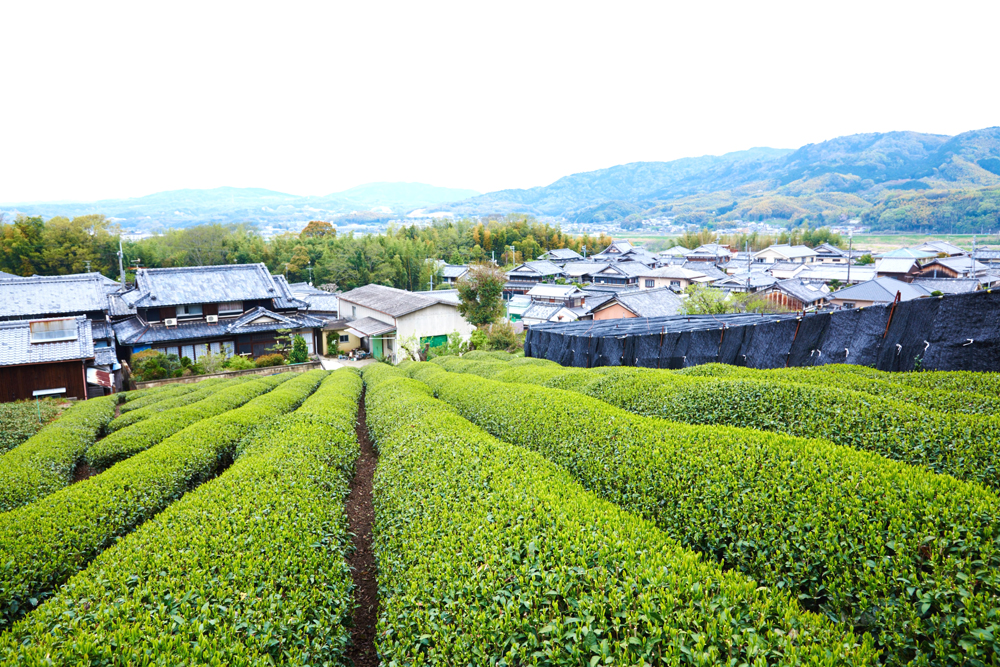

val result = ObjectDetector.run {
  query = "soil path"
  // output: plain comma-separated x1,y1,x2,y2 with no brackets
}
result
345,387,379,666
71,402,121,484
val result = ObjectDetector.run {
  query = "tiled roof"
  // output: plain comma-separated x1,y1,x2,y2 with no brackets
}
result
683,262,727,282
602,288,685,318
90,320,114,340
0,316,94,366
271,274,308,310
636,266,707,280
507,260,565,278
122,263,294,308
0,273,114,318
94,346,118,366
755,244,817,259
527,284,586,298
716,272,778,290
561,261,609,277
441,265,469,279
339,284,455,318
912,278,980,295
922,257,988,275
796,266,877,283
877,248,936,259
658,246,690,257
829,277,930,303
112,308,323,345
541,248,583,261
288,282,340,312
522,302,565,322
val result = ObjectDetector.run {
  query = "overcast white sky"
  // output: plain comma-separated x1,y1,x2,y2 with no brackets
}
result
2,1,997,203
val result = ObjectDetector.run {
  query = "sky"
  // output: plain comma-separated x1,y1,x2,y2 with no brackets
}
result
2,0,998,203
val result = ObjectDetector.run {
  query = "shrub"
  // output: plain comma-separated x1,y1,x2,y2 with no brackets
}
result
288,334,309,363
0,370,327,630
363,364,874,665
412,362,1000,665
0,399,60,453
131,351,183,382
255,353,286,368
325,331,341,356
485,320,518,351
0,395,119,513
468,327,488,350
0,369,358,664
223,354,256,371
88,374,293,468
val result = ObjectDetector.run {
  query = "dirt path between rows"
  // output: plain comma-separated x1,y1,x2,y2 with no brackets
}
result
345,387,379,666
71,402,121,484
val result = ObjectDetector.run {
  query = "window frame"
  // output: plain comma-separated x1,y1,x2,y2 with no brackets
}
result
177,304,204,320
218,301,243,317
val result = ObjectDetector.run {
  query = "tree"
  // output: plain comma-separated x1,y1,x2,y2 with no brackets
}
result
300,220,336,238
680,284,786,315
855,253,875,265
288,334,309,363
456,263,507,327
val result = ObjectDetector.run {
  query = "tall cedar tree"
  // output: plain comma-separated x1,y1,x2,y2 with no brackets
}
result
456,263,507,327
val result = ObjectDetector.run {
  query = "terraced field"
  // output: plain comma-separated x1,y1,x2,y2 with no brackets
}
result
1,357,997,665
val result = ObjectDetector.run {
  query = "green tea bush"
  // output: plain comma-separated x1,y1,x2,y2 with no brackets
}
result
0,399,59,453
0,395,118,513
0,369,326,630
87,374,292,468
117,381,210,413
0,369,358,664
678,363,1000,415
434,357,1000,490
412,363,1000,666
107,377,250,432
364,364,875,666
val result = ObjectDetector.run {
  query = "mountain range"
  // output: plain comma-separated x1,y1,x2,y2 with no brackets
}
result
0,183,481,231
4,127,999,233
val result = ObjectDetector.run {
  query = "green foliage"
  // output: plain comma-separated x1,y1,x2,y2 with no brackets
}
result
862,187,1000,234
0,214,120,277
108,378,246,432
484,319,519,351
254,353,286,368
0,399,59,453
680,283,786,315
0,370,357,664
131,351,183,382
325,331,341,356
289,334,309,363
415,360,1000,665
223,354,256,370
468,327,488,351
856,253,875,265
117,382,203,413
0,395,119,513
88,374,292,468
455,263,506,327
0,370,325,630
363,364,874,666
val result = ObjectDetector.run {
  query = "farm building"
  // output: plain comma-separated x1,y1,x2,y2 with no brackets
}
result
827,277,931,309
591,287,685,320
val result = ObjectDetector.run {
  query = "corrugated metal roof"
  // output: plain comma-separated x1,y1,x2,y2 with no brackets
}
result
339,284,454,318
0,273,113,318
527,284,586,298
0,316,94,366
875,257,920,274
346,317,396,337
755,244,817,259
122,263,295,308
912,278,980,294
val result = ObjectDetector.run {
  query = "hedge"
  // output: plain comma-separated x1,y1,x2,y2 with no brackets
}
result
433,356,1000,491
677,363,1000,416
364,364,875,666
411,362,1000,666
0,395,119,514
108,377,252,431
807,364,1000,396
0,400,60,454
117,379,222,413
0,369,359,664
87,373,293,469
0,369,327,630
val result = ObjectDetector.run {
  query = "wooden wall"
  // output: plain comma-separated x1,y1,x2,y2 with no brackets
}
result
0,361,87,402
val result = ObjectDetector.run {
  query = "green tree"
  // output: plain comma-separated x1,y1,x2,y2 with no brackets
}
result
288,334,309,363
456,263,507,327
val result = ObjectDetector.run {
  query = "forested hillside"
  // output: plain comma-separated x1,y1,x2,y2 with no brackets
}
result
444,127,1000,232
0,214,611,291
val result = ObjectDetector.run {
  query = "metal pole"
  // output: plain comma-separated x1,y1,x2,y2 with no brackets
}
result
846,231,853,285
971,235,976,278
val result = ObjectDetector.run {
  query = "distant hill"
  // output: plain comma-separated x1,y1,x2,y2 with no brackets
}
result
441,127,1000,232
0,182,480,231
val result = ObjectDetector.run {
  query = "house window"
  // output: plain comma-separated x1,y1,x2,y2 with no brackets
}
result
145,308,161,322
29,318,77,343
670,280,681,288
218,301,242,316
339,334,350,343
177,304,203,319
351,305,357,318
645,279,655,288
842,302,856,309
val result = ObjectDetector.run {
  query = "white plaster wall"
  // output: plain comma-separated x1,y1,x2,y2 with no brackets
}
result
396,303,474,343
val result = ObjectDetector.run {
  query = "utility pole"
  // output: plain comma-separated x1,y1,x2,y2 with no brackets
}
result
971,235,976,279
582,245,587,259
84,260,92,273
510,245,516,267
118,240,126,289
307,262,313,285
745,240,751,293
846,230,853,285
428,272,433,291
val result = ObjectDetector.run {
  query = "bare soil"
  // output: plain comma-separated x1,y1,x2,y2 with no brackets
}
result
345,387,380,666
70,403,120,485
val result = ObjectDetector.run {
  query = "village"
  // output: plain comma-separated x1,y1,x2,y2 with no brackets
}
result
2,236,998,402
